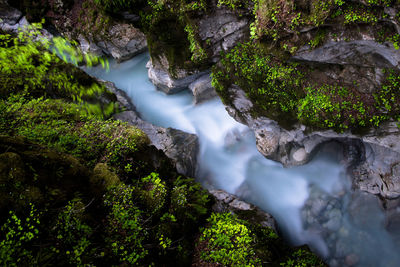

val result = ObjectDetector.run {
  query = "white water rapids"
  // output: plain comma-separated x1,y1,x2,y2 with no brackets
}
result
84,53,400,267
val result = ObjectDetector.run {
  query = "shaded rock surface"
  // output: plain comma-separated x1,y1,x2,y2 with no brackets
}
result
78,23,147,62
197,8,250,63
188,73,217,103
0,0,22,25
210,189,277,230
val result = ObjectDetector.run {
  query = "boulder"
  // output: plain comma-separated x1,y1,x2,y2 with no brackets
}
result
147,59,207,94
115,110,199,177
188,73,217,103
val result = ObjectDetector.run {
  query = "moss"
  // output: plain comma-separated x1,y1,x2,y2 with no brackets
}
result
90,163,121,195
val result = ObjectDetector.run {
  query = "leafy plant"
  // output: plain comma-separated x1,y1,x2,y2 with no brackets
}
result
199,212,261,266
104,184,148,265
0,22,111,116
0,204,40,266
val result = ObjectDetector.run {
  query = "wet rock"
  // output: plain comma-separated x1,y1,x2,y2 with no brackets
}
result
209,189,277,230
115,111,199,177
344,254,359,266
323,209,342,232
188,73,217,103
352,141,400,199
225,84,400,200
348,191,385,228
385,199,400,246
77,34,103,57
291,147,307,164
147,60,207,94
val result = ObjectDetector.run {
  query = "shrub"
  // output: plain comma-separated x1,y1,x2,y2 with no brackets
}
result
137,172,167,214
52,199,94,266
199,212,261,266
0,204,40,266
0,96,148,168
104,184,148,265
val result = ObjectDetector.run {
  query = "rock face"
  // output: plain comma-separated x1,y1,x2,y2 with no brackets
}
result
197,8,249,62
104,81,199,177
79,23,147,62
0,1,22,26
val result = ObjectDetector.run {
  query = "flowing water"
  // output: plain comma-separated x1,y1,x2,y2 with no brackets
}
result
85,53,400,266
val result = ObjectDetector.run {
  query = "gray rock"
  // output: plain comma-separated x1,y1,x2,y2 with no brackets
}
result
96,23,147,62
188,73,217,103
209,189,277,229
114,110,199,177
293,40,400,69
147,60,207,94
77,34,104,57
198,9,249,62
0,2,22,25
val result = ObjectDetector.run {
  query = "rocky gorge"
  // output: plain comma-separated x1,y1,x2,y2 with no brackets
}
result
1,0,400,266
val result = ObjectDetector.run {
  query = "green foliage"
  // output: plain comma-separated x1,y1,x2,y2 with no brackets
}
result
251,0,391,42
52,199,93,266
138,172,167,214
199,212,261,266
170,176,209,222
213,39,400,131
93,0,146,13
104,184,148,265
297,85,377,131
280,248,325,267
375,69,400,120
217,0,249,10
142,0,209,76
0,22,111,116
184,23,207,63
0,96,148,168
212,41,304,126
0,204,40,266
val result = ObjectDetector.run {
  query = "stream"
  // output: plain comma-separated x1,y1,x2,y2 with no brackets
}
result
85,53,400,267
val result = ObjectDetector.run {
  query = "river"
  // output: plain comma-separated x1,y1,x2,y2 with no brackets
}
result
84,52,400,267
